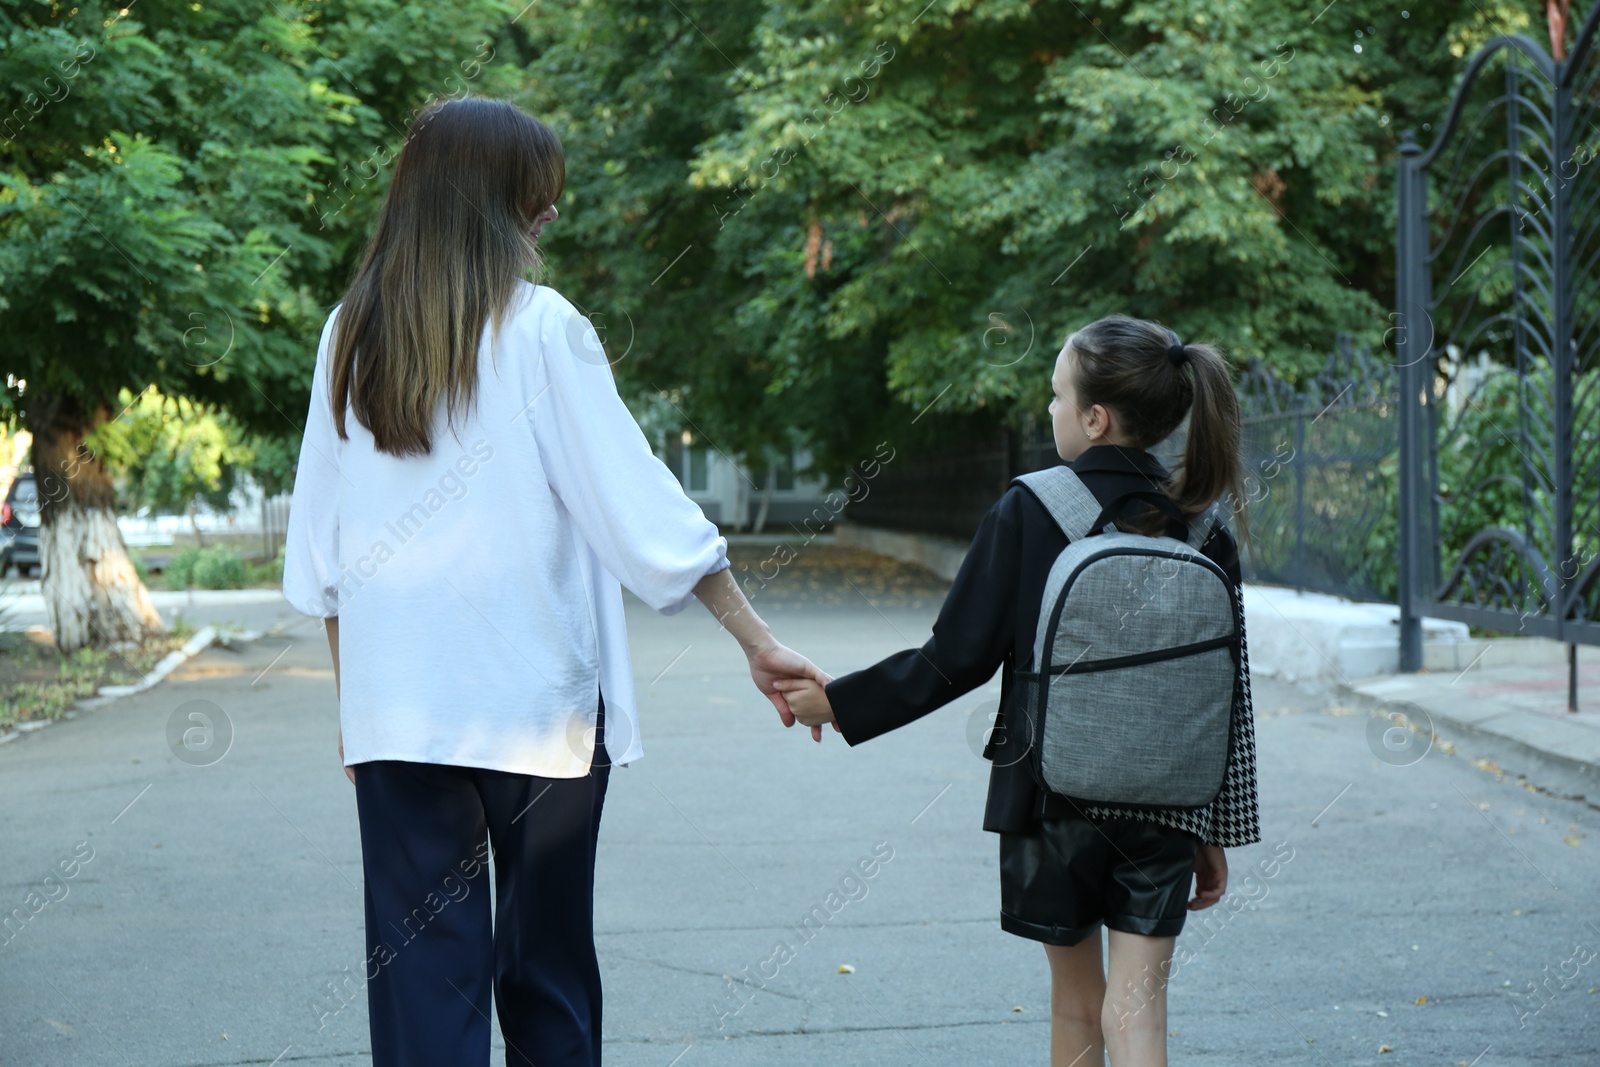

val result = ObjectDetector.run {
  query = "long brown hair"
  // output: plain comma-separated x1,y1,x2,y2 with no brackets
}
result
1065,315,1252,551
328,97,565,456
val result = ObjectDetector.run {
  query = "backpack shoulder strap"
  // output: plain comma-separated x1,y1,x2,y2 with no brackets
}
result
1017,467,1227,550
1012,466,1102,542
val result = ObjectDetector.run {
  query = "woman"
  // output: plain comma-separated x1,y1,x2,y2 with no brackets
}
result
282,96,828,1067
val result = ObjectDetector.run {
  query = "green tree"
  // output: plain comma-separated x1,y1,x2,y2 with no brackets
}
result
527,0,1542,487
88,386,253,546
0,0,522,650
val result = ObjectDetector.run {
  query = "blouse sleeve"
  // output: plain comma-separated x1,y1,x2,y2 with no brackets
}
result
528,295,729,615
281,308,345,618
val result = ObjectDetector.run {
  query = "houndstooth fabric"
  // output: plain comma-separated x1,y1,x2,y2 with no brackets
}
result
1078,579,1261,847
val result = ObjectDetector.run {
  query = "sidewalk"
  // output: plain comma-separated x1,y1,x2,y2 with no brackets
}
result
0,585,309,638
1240,583,1600,788
1346,649,1600,789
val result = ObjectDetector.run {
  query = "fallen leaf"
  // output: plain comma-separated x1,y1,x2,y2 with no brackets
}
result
1564,836,1583,847
1380,1045,1394,1053
838,964,855,974
1415,996,1428,1004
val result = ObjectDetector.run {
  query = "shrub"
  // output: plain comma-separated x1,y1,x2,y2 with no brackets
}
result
162,548,203,590
245,546,286,587
191,547,247,590
163,546,247,590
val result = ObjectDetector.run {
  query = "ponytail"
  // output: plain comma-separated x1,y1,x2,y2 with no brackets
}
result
1063,316,1252,552
1171,341,1252,553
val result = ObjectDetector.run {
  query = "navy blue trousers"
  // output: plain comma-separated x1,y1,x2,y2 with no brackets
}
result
353,696,610,1067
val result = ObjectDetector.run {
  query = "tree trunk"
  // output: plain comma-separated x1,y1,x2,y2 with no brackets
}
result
751,473,774,534
29,393,165,653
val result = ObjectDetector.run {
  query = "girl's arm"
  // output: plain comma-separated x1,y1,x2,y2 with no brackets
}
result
818,491,1024,746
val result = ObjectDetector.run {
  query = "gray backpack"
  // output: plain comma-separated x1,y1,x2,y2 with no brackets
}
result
1012,466,1238,809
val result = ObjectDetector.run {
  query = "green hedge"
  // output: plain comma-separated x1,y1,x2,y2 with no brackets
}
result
162,546,247,590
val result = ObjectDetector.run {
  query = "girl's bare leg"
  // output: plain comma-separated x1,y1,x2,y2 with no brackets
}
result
1101,929,1176,1067
1044,934,1107,1067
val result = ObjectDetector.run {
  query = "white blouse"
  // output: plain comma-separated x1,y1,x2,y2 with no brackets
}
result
282,281,730,778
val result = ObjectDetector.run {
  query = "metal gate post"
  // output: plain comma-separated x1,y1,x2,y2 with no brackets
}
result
1396,133,1429,673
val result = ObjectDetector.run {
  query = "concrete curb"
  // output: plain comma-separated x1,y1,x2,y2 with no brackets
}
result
1331,674,1600,792
0,625,261,747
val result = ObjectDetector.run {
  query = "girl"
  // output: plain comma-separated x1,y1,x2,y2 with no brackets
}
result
282,97,828,1066
775,315,1261,1067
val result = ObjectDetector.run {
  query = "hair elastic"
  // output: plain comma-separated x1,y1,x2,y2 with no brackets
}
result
1166,332,1189,367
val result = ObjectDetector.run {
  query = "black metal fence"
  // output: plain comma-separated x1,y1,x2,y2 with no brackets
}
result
1230,338,1398,601
1394,9,1600,698
837,442,1014,541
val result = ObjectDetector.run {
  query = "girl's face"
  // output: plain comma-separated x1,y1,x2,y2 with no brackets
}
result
529,203,559,242
1049,345,1101,462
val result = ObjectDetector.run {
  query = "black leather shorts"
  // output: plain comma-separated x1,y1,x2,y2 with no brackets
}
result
999,815,1202,946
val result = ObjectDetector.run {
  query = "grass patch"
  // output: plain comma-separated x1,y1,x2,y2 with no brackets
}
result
0,630,193,730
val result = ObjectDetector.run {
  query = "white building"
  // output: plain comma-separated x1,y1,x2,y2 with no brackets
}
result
653,430,835,532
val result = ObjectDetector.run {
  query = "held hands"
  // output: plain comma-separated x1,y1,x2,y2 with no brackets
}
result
744,640,839,742
770,676,835,736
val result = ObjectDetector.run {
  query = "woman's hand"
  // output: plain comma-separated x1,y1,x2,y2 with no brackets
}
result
746,641,835,741
1189,843,1228,910
338,728,355,785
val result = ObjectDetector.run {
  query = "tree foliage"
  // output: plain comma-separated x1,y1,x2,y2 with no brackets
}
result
0,0,1562,526
0,0,527,439
525,0,1548,479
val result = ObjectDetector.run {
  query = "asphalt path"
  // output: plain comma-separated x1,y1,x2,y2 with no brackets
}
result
1,558,1597,1065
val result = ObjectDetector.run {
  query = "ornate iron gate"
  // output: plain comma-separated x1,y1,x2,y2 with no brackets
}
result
1396,12,1600,706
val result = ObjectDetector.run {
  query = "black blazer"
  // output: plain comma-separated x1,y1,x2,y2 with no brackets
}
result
826,443,1246,835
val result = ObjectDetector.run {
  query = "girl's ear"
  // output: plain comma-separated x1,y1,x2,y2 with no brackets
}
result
1090,402,1118,440
1081,403,1104,440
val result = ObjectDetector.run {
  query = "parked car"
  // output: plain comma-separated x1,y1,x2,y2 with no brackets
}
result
1,472,40,578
